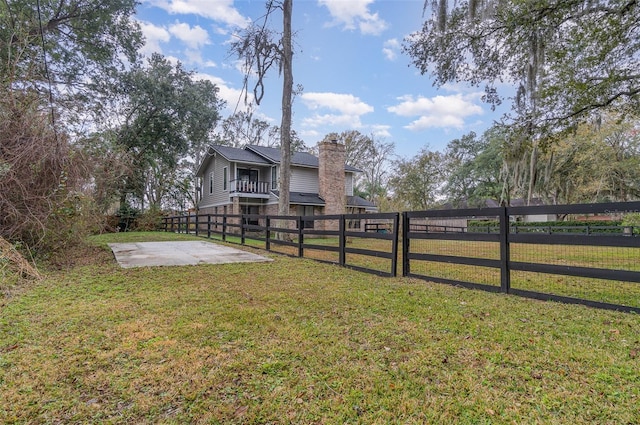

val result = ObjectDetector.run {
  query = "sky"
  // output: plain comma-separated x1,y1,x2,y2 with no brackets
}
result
135,0,510,159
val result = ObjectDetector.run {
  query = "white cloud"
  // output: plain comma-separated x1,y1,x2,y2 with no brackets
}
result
168,21,210,49
318,0,388,35
138,20,171,56
147,0,250,28
302,113,363,129
300,92,373,129
388,94,484,131
301,92,374,116
301,129,322,140
184,49,207,65
195,72,248,113
382,38,400,61
370,124,391,139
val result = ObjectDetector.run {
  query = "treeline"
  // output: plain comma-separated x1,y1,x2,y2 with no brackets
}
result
0,1,223,255
324,119,639,213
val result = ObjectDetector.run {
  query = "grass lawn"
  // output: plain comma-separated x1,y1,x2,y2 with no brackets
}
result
1,232,639,424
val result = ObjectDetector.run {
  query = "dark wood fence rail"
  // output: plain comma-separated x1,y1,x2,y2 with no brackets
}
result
162,212,400,277
162,201,639,313
403,201,640,313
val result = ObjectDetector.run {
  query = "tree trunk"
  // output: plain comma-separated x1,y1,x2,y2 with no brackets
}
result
278,0,293,221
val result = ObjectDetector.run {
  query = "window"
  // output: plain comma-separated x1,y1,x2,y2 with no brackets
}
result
223,167,228,191
348,219,361,229
208,172,214,194
297,205,314,229
271,166,278,190
238,168,258,181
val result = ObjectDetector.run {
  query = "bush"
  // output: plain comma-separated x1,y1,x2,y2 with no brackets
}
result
467,219,624,234
134,207,165,231
0,92,97,258
621,213,640,235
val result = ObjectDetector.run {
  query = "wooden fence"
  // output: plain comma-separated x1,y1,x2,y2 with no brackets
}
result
403,201,640,313
163,212,400,277
163,201,640,313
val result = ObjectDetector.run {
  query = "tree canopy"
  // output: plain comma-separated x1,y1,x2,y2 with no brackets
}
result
1,0,142,107
388,148,445,211
444,130,503,207
104,54,223,211
320,130,394,204
1,0,143,251
406,0,640,140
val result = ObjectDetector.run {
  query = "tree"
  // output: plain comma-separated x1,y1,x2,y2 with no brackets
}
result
215,107,308,151
0,0,141,252
216,108,275,147
230,0,295,217
536,115,640,204
106,54,223,211
321,131,394,204
1,0,142,114
388,148,445,211
444,130,503,207
406,0,640,141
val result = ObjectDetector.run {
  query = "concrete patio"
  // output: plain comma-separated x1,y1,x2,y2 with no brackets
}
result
108,240,272,268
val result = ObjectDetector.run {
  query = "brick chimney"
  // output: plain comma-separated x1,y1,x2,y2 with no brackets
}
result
318,139,346,216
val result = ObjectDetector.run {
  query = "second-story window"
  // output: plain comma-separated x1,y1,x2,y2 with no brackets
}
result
208,172,214,194
271,166,278,190
223,167,228,191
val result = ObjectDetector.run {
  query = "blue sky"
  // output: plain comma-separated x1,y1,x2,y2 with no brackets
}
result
135,0,509,158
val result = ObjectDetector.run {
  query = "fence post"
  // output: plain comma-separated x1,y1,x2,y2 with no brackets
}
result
241,214,246,245
402,212,410,276
499,206,511,293
298,216,304,257
207,214,211,238
222,215,227,242
339,215,346,266
266,216,271,251
390,212,400,277
195,214,199,236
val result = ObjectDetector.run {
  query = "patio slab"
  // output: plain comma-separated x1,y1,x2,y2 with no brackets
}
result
108,241,272,268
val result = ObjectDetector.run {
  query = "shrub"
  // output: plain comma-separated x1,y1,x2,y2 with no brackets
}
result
621,212,640,235
134,206,165,231
0,93,95,257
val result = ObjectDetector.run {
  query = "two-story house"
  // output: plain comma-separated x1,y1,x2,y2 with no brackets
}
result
195,141,376,226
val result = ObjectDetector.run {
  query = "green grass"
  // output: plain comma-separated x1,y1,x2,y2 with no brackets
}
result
1,232,639,424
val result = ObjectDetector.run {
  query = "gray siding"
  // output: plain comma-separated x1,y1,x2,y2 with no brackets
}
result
290,167,319,193
345,172,354,196
199,156,231,208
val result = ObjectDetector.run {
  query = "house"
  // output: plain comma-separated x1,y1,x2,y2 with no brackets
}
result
195,141,376,228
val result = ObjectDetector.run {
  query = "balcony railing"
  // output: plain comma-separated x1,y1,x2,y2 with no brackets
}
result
230,179,270,194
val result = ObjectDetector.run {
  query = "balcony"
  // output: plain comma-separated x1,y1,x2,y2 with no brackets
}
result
230,179,270,195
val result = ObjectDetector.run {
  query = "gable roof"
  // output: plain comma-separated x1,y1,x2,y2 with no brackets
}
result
197,144,362,177
195,145,271,177
246,145,361,172
209,145,271,165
